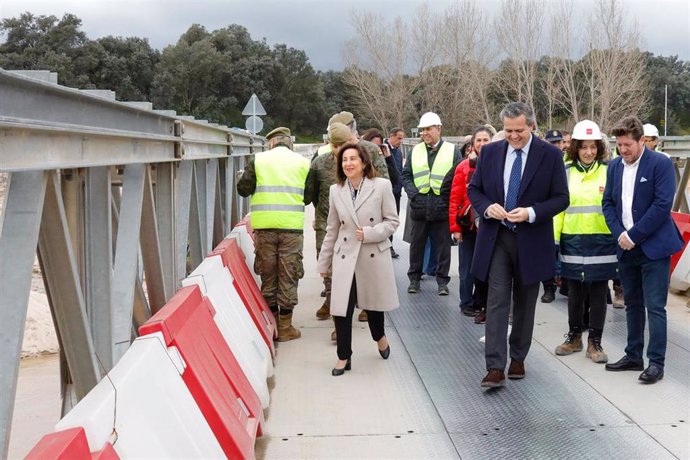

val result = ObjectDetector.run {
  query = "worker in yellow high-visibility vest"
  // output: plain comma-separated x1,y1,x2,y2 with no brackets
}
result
237,127,314,342
401,112,463,295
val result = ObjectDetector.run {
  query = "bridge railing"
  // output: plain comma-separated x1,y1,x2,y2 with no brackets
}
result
0,69,267,458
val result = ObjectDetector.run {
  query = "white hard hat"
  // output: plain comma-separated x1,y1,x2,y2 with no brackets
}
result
643,123,659,138
572,119,602,140
418,112,442,129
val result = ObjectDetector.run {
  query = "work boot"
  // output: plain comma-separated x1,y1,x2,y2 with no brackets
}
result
586,335,608,363
277,312,301,342
613,285,624,309
554,330,583,355
407,280,420,293
541,285,556,303
358,309,368,322
315,300,330,320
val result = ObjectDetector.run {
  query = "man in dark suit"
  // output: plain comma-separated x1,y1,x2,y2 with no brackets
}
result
602,116,683,384
468,102,569,388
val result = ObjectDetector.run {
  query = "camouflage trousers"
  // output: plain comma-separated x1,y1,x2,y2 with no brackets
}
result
254,230,304,312
315,229,332,304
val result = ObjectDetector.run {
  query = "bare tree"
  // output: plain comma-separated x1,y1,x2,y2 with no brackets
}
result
493,0,546,124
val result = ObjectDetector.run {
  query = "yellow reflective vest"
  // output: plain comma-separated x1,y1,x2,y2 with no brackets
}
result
554,161,617,281
250,146,310,230
411,141,455,195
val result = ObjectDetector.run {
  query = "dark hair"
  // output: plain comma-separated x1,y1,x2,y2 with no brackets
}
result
611,116,644,141
336,143,376,185
471,126,493,146
499,102,536,127
567,138,608,163
362,128,384,143
389,127,403,136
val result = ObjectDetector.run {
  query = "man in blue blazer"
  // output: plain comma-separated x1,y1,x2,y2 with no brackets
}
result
468,102,569,388
602,116,683,384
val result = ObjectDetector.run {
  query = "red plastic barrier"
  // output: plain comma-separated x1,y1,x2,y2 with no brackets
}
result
139,286,263,459
211,238,277,351
25,427,118,460
671,212,690,273
237,214,255,243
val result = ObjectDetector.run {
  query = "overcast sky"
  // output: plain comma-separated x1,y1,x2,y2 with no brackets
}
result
1,0,688,70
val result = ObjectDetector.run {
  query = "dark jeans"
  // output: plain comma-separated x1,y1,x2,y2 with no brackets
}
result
618,247,670,367
485,226,540,370
408,219,451,286
459,230,480,310
566,279,607,331
333,277,385,360
390,193,402,244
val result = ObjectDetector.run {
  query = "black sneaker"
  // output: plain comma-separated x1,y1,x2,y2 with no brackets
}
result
438,284,449,296
541,288,555,303
390,247,400,259
408,280,420,293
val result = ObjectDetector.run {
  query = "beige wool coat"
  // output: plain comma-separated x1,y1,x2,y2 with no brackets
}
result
317,177,400,316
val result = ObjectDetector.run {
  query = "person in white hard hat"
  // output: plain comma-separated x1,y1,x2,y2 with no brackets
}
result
401,112,463,296
643,123,663,152
602,116,683,384
552,120,617,364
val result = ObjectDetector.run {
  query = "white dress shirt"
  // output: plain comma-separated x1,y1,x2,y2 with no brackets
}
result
621,150,644,243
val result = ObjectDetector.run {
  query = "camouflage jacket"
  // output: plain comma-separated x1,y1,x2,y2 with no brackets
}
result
307,140,390,232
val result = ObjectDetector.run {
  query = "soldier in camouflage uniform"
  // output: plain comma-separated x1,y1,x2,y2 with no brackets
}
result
308,113,391,337
237,127,314,342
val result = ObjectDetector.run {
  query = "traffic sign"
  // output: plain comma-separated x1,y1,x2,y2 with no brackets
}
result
242,94,266,116
245,116,264,134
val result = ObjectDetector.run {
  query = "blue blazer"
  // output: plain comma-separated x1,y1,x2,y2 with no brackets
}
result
467,136,569,285
602,148,683,260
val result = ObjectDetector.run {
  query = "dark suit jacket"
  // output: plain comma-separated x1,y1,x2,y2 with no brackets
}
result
602,148,683,260
467,136,569,285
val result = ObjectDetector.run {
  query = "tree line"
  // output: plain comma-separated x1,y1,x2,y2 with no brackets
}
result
1,4,688,141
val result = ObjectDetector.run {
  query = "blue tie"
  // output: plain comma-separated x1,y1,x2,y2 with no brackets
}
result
504,149,523,229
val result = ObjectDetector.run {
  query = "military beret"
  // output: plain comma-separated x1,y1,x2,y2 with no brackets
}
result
328,111,354,127
266,126,291,140
545,130,563,142
328,122,352,146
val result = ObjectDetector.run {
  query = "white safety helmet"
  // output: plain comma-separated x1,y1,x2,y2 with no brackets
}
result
418,112,442,129
572,119,602,140
643,123,659,138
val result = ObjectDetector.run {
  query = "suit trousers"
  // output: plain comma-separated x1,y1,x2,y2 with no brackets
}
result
407,219,451,286
485,226,540,370
333,277,385,360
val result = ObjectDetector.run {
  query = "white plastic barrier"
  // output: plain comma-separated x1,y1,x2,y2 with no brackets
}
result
670,246,690,291
228,227,260,285
183,255,273,407
56,333,225,458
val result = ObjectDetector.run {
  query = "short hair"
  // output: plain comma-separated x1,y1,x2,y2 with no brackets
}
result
389,127,404,137
611,116,644,141
499,102,536,127
362,128,384,143
567,138,608,163
335,142,377,185
269,135,293,149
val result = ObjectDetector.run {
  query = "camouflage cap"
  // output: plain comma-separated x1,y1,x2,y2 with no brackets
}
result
266,126,291,140
328,122,352,146
328,111,354,127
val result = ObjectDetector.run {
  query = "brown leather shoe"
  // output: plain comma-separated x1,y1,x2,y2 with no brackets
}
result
481,369,505,388
507,360,525,379
358,309,368,322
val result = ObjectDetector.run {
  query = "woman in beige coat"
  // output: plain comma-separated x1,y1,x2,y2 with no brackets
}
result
317,143,400,376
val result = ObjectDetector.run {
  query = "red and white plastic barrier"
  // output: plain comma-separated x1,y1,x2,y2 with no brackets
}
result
211,238,278,351
183,255,272,408
54,333,225,458
670,212,690,291
230,218,260,285
25,427,118,460
139,286,264,459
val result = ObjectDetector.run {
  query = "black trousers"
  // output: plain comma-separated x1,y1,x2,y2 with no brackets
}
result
333,277,385,360
407,219,451,286
485,226,540,370
390,193,402,244
566,279,607,332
